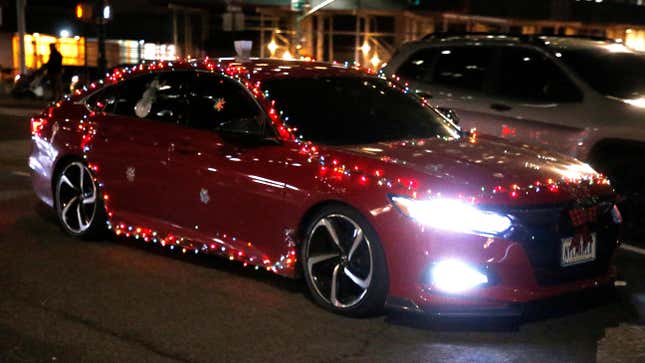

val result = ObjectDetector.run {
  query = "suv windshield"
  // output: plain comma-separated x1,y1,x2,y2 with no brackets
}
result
557,48,645,99
261,77,460,145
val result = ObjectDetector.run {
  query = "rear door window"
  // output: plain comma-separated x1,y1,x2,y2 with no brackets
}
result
184,72,265,132
431,47,494,91
112,75,153,117
495,47,582,103
396,48,438,82
112,72,190,125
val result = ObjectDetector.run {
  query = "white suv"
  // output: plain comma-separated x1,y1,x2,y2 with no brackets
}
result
383,34,645,191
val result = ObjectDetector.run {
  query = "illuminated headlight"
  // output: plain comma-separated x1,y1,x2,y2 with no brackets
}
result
431,259,488,293
390,196,511,236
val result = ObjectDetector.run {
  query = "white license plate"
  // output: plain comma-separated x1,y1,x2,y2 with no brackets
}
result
561,233,596,267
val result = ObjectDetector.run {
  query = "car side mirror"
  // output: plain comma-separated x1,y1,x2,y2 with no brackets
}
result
437,107,460,125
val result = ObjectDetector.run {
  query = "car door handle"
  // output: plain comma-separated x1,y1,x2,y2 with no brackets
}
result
490,103,512,112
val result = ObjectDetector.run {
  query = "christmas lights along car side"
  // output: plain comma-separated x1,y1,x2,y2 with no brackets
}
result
30,58,622,317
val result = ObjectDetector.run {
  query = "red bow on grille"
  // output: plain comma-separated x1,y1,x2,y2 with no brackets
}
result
568,206,598,251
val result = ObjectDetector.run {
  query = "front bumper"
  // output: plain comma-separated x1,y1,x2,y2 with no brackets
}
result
385,295,525,317
376,201,621,317
386,277,617,318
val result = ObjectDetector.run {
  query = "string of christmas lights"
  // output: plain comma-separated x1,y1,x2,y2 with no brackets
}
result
53,57,612,278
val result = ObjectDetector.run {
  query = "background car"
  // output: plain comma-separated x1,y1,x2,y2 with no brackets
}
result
12,64,135,100
12,65,100,99
382,34,645,194
30,59,621,318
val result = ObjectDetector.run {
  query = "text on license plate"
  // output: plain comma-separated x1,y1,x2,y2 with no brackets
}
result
561,233,596,267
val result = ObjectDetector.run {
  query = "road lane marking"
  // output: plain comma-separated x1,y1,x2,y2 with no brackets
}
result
621,244,645,256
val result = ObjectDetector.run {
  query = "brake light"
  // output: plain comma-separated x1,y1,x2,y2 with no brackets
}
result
30,117,47,137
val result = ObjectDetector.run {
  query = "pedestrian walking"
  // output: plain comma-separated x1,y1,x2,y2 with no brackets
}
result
45,43,63,100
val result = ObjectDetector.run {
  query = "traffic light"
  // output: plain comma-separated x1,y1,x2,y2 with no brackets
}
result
103,5,111,20
75,3,93,22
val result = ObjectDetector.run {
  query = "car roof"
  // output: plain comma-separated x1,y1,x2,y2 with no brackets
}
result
70,58,373,100
411,33,630,52
216,58,371,82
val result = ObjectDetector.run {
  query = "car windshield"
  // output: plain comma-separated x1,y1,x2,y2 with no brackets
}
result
557,48,645,99
261,77,460,145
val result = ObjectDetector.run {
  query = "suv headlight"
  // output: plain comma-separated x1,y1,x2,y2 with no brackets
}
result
390,196,511,236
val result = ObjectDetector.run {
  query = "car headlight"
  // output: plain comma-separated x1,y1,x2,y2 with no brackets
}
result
390,196,511,236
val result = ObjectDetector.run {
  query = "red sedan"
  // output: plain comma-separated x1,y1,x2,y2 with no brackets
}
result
30,59,621,317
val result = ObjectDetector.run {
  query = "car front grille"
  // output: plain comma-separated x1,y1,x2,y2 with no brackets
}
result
504,201,619,286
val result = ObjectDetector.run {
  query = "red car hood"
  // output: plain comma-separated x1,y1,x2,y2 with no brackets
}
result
333,135,610,204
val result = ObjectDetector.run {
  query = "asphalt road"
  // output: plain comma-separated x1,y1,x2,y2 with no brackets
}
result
1,108,645,363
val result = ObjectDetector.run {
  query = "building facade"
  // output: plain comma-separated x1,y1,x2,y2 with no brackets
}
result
1,0,644,73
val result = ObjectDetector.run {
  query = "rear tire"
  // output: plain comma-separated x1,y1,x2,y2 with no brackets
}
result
54,160,106,239
301,205,389,317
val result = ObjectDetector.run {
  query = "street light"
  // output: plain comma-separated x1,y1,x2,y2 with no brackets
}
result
282,50,294,60
360,41,371,55
267,39,278,56
60,29,71,38
370,54,381,68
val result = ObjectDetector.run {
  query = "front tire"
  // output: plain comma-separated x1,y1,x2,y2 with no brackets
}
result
54,161,106,239
301,205,389,317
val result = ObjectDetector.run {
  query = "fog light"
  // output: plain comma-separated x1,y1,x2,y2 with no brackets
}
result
431,259,488,293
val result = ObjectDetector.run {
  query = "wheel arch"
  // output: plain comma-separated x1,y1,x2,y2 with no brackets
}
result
294,198,390,276
50,153,107,239
296,198,391,315
296,199,362,242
